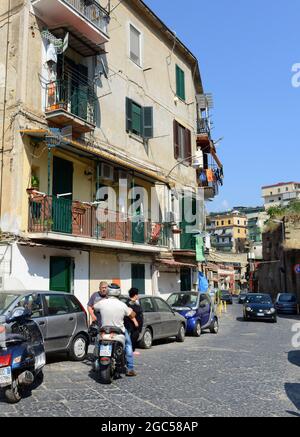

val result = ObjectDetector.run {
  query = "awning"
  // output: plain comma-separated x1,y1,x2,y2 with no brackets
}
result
20,129,173,186
157,259,196,268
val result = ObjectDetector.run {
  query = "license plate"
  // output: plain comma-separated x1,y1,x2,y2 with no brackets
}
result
0,367,12,386
257,313,264,317
35,353,46,370
100,344,112,357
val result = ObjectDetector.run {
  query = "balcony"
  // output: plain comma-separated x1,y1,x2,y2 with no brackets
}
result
28,194,169,249
45,79,96,133
32,0,109,54
197,118,211,147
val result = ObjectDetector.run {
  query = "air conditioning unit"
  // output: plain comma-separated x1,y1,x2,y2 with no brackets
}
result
100,163,114,181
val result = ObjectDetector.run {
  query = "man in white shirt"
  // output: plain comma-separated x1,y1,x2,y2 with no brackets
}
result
94,284,138,377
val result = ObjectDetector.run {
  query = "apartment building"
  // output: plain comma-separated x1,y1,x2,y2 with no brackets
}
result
208,212,248,254
262,182,300,210
0,0,223,303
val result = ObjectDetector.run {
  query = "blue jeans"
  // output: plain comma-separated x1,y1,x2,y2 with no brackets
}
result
125,329,134,371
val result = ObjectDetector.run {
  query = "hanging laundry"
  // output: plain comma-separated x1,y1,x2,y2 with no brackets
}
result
198,272,209,293
199,170,207,185
46,43,57,64
196,235,205,262
206,168,215,183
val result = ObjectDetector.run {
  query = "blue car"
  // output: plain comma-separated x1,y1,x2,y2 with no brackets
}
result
275,293,298,315
167,292,219,337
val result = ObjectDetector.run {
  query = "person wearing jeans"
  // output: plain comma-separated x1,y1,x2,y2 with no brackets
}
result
124,329,134,372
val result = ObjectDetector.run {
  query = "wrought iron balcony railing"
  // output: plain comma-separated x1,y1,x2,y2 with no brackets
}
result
45,79,96,126
28,194,170,248
64,0,109,35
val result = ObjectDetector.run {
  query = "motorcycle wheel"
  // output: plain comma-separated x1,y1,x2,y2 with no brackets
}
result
99,365,113,385
5,380,22,404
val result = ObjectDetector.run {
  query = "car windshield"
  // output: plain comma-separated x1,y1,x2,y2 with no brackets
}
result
0,293,18,315
167,293,198,309
278,294,296,303
247,295,272,304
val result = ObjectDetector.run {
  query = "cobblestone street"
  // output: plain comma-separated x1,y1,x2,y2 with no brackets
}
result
1,300,300,417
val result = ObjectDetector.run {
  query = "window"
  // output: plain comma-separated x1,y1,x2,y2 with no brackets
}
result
238,229,240,234
126,98,153,139
278,189,281,193
154,298,172,313
221,221,224,225
200,295,210,306
130,24,141,66
18,294,43,319
228,220,231,225
173,120,191,163
140,298,155,313
286,187,289,192
176,65,185,100
44,294,70,316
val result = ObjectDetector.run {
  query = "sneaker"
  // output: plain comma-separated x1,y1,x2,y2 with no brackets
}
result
126,370,137,377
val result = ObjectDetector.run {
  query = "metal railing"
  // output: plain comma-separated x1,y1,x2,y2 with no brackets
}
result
64,0,109,34
197,118,211,136
28,195,169,247
45,79,96,125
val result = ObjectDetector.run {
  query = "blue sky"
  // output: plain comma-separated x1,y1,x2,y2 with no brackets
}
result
145,0,300,212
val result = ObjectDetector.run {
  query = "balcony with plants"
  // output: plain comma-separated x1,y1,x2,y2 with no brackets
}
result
28,193,170,249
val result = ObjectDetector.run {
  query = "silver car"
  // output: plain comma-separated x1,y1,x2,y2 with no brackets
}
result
0,290,89,361
121,296,187,349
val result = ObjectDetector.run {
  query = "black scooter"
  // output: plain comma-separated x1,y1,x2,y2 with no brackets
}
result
89,323,126,384
0,307,45,403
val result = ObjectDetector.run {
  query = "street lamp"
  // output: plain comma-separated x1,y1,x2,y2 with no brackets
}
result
166,150,204,179
271,219,287,291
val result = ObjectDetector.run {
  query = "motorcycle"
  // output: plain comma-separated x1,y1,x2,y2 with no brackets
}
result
0,307,46,404
90,323,126,384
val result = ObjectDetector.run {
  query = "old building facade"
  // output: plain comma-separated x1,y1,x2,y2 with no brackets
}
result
0,0,222,304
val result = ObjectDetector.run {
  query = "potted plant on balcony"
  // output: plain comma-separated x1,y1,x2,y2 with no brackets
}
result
27,175,40,195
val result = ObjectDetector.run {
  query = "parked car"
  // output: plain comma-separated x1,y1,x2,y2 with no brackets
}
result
120,296,186,349
221,292,233,305
166,292,219,337
275,293,298,315
243,293,277,323
0,290,89,361
238,293,249,304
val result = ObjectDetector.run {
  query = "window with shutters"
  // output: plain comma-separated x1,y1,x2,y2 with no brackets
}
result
173,120,192,164
126,98,153,139
176,65,186,101
130,24,141,66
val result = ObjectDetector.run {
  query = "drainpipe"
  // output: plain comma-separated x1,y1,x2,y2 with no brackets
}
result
0,0,11,220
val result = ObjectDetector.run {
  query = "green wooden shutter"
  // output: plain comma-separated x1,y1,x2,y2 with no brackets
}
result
132,101,142,136
131,264,145,295
176,65,185,101
143,107,153,139
50,257,71,293
126,97,133,132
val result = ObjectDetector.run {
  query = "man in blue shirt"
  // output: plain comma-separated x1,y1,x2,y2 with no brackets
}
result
87,281,108,326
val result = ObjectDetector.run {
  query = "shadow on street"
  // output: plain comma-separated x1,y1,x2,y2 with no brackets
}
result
285,383,300,411
288,350,300,368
